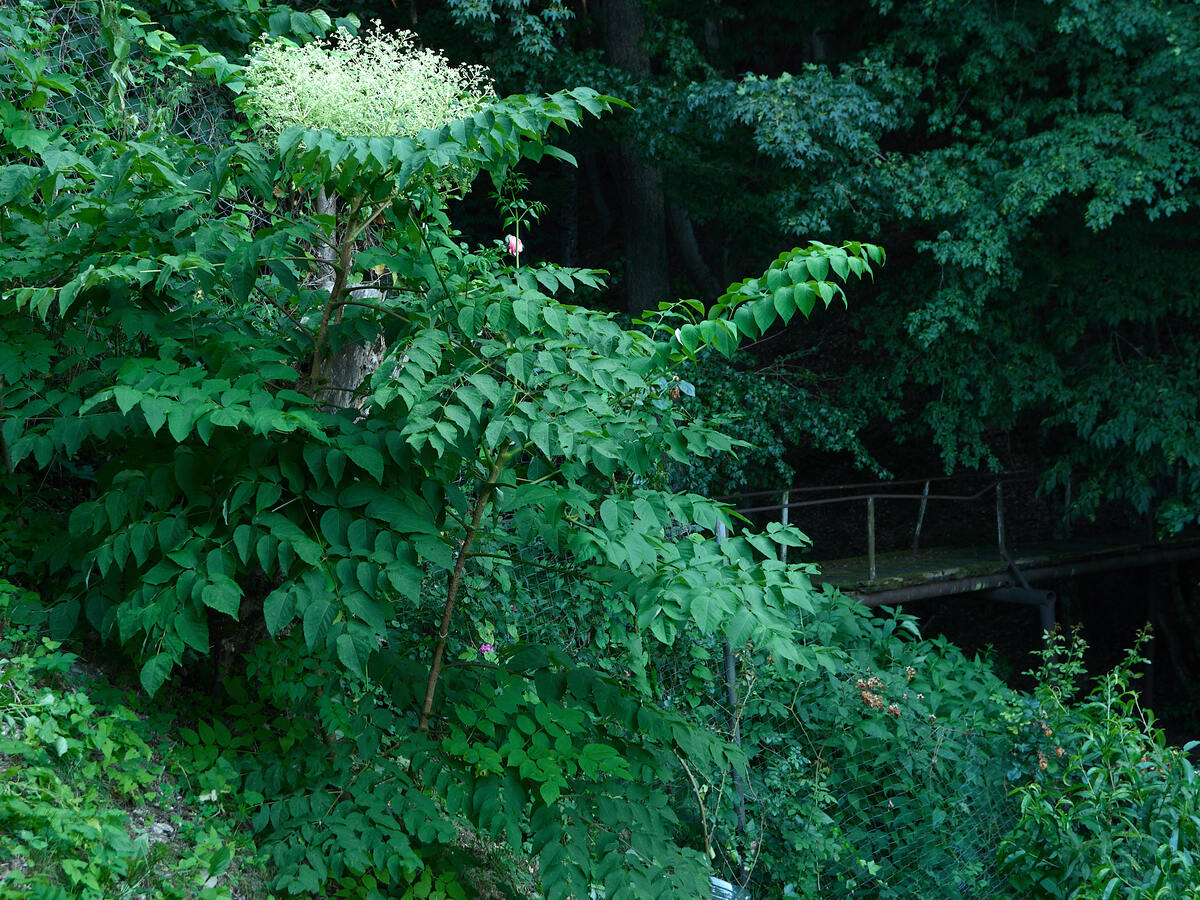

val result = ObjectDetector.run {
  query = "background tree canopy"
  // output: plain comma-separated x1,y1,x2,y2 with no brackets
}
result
308,0,1200,529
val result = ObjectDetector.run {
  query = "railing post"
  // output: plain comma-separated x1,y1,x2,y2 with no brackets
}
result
867,495,876,582
995,482,1006,554
779,489,790,563
911,480,930,553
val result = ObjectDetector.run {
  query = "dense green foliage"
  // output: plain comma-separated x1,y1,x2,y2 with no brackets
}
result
0,3,884,895
0,580,261,899
4,3,1200,898
1001,632,1200,899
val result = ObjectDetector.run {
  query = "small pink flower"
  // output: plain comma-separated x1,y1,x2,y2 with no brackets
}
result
479,642,496,654
504,234,524,256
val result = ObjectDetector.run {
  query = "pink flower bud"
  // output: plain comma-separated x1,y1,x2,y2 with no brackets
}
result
479,642,496,654
504,234,524,256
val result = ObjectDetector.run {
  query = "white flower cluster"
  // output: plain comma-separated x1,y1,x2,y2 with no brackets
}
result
241,24,494,140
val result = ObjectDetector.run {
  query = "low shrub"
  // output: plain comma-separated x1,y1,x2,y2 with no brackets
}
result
1000,629,1200,900
0,581,265,900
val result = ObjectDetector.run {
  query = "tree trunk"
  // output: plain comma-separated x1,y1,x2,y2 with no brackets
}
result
320,317,388,412
562,167,580,267
313,187,387,412
599,0,669,314
667,201,722,302
314,187,337,294
582,153,614,235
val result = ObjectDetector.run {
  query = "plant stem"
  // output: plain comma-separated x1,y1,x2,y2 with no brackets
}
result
418,454,507,732
334,298,411,323
675,750,714,861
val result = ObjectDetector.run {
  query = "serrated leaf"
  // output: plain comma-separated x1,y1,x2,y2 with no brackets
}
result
263,587,295,635
303,598,336,650
201,576,242,618
140,653,173,696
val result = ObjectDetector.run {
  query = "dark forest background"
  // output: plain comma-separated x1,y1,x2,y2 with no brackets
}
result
160,0,1200,706
161,0,1200,518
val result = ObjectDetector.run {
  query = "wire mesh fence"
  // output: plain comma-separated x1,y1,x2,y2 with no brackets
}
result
813,723,1014,898
704,663,1019,899
14,1,236,149
484,521,1026,898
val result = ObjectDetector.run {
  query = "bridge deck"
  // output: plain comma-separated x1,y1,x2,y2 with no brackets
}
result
814,536,1200,606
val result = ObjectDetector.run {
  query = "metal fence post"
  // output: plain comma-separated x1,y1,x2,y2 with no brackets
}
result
911,480,930,553
714,521,748,844
867,496,877,581
995,482,1006,554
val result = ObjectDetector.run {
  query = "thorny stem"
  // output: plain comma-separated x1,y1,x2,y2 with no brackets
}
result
418,451,510,732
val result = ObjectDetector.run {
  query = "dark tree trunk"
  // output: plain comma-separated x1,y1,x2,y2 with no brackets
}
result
667,201,723,302
562,167,579,267
599,0,669,313
582,153,614,235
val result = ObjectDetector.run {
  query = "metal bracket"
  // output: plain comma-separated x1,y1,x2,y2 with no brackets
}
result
987,550,1056,643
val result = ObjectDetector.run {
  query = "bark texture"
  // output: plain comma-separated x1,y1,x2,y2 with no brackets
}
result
600,0,669,314
312,187,388,412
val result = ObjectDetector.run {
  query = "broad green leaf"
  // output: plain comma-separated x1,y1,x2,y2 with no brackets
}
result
232,524,254,564
751,297,776,333
345,444,384,482
336,631,369,677
140,653,173,696
303,598,335,650
113,386,140,415
167,405,194,442
174,607,210,652
263,587,296,635
201,576,242,618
